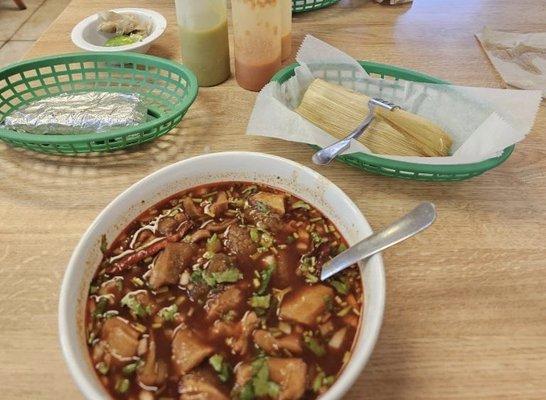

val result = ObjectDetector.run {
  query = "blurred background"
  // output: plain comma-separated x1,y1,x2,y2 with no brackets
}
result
0,0,70,66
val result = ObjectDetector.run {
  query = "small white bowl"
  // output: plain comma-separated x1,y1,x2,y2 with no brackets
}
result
59,152,385,399
71,8,167,54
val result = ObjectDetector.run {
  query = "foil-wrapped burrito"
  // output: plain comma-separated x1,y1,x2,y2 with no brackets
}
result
2,92,147,134
374,0,412,4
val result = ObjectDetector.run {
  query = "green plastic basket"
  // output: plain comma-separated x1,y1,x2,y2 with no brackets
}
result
271,61,514,181
0,52,198,155
293,0,340,13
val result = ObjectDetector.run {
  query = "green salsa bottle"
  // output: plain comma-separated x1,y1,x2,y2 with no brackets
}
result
175,0,231,87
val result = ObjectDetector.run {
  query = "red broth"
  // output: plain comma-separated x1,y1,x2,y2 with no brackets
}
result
85,182,363,399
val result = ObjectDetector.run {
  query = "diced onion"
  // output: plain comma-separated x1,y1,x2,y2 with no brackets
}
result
328,327,347,350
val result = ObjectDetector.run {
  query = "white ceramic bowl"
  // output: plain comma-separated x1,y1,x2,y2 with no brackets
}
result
71,8,167,54
59,152,385,399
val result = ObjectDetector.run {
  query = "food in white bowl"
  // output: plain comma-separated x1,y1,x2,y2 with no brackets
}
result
71,8,167,54
59,152,385,399
98,11,151,47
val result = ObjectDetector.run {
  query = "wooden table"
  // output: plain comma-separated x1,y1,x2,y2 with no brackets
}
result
1,0,545,398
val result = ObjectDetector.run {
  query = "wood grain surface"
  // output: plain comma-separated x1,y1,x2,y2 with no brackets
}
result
1,0,545,399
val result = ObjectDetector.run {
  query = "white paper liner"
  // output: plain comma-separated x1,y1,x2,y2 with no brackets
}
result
247,35,542,165
476,27,546,98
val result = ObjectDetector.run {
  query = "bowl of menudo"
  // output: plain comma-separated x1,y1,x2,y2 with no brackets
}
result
59,151,385,400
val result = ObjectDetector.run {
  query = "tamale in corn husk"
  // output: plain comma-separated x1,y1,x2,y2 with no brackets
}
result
295,79,453,157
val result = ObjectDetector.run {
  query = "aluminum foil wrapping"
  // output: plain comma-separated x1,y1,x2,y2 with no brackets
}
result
2,92,147,135
374,0,412,4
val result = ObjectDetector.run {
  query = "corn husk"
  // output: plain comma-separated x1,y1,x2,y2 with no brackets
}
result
295,79,453,157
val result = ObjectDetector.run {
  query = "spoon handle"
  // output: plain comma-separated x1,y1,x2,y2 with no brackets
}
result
320,202,437,281
312,112,375,165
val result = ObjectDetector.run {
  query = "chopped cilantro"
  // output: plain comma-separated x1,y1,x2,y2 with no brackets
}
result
122,361,140,376
337,305,352,317
311,371,334,392
257,262,276,295
234,356,279,397
96,361,109,375
254,201,270,214
212,268,243,284
250,228,260,243
323,375,335,386
337,243,348,254
312,371,325,392
120,292,152,318
311,231,327,245
190,269,205,284
93,296,109,318
330,279,349,295
115,378,130,394
209,354,231,383
260,232,274,249
100,234,108,254
246,357,280,398
191,267,242,287
304,336,326,357
202,251,215,260
239,382,254,400
222,310,236,322
249,294,271,309
158,304,178,322
299,256,319,284
206,233,221,253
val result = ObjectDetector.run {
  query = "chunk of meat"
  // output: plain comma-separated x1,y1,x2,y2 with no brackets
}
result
224,225,257,260
158,217,177,235
98,277,123,303
268,358,307,400
295,228,310,253
279,285,334,326
235,358,307,400
342,313,359,328
250,192,286,215
207,253,232,273
137,337,168,387
205,285,244,320
244,206,283,232
273,249,299,288
234,311,259,355
253,330,303,356
234,363,253,387
91,340,109,365
212,311,259,356
318,320,335,337
190,229,211,243
157,213,186,235
172,327,214,375
205,218,237,233
149,242,195,289
182,197,202,220
187,281,210,303
108,221,192,274
131,289,159,315
100,317,140,359
179,368,229,400
210,191,229,217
